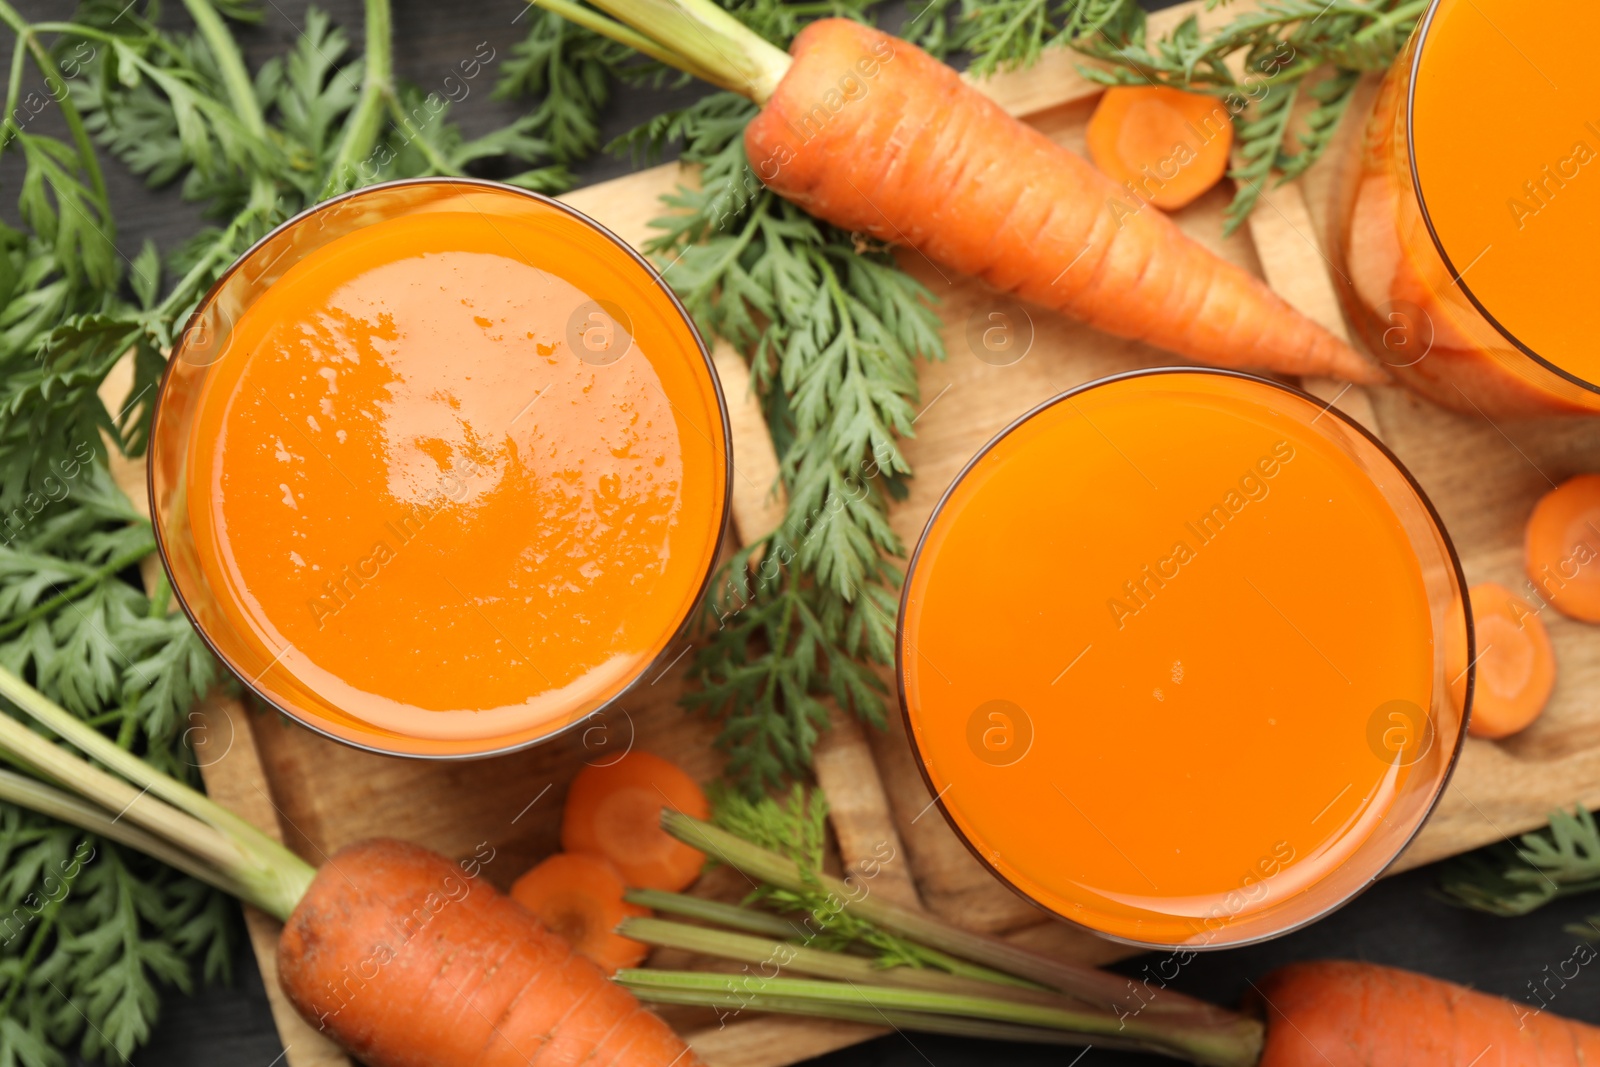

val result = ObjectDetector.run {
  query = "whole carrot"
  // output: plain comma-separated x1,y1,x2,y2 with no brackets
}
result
1253,960,1600,1065
278,839,695,1067
530,0,1382,383
744,20,1379,383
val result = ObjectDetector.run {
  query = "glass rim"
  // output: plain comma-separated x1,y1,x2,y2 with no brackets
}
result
148,176,735,762
893,365,1475,951
1405,0,1600,397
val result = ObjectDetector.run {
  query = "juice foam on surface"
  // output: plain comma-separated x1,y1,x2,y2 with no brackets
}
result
187,204,724,744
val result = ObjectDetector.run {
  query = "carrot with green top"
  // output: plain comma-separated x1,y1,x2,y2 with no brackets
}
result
0,669,698,1067
529,0,1384,383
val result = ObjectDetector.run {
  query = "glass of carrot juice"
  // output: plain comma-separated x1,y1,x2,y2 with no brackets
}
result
898,369,1470,948
150,179,730,758
1335,0,1600,416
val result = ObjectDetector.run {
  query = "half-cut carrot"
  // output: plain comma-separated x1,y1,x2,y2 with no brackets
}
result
1086,86,1234,212
1467,583,1555,739
1525,475,1600,622
563,752,710,891
512,852,651,971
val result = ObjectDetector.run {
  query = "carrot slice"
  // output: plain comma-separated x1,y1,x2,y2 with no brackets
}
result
510,852,651,971
562,751,710,891
1466,583,1555,740
1085,86,1234,212
1525,474,1600,621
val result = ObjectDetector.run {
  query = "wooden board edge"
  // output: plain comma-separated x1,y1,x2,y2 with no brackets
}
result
1398,743,1600,872
812,705,922,909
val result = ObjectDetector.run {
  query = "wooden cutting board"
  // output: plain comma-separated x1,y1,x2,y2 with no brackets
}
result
96,3,1600,1063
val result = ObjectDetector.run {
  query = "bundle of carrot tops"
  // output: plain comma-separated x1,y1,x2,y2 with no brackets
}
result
0,0,1594,1063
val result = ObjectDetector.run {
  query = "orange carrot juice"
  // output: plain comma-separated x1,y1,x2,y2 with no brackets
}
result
899,371,1468,947
1338,0,1600,415
153,181,728,757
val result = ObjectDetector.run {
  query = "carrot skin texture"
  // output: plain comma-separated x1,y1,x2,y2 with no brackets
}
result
1255,960,1600,1066
277,839,698,1067
745,21,1384,384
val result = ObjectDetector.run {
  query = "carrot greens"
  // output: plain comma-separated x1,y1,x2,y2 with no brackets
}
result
0,0,947,1051
0,0,572,1059
0,669,314,1062
599,792,1268,1067
504,1,946,792
949,0,1427,230
1441,807,1600,924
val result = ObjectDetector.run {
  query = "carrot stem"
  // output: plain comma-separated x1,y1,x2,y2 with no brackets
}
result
323,0,393,194
627,888,1046,990
0,701,238,869
0,769,251,901
520,0,738,91
0,667,315,919
0,1,112,221
616,970,1260,1066
179,0,266,138
662,812,1226,1021
627,984,1148,1052
621,916,1141,1010
623,888,806,939
526,0,790,102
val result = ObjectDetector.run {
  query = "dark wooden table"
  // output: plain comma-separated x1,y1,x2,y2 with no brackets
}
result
4,0,1592,1063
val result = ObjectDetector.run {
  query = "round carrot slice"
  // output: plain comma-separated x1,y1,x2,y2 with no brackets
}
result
510,852,651,972
561,751,709,891
1467,583,1555,740
1525,475,1600,621
1086,86,1234,212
